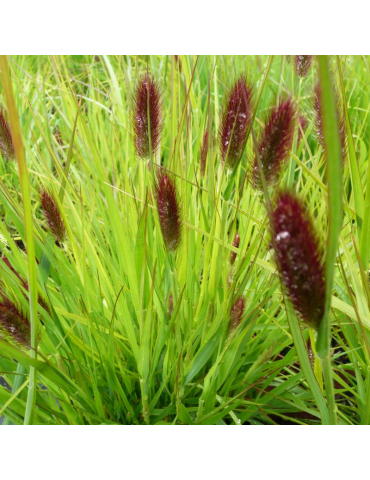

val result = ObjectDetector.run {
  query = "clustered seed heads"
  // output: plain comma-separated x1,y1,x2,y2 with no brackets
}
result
230,232,240,265
313,82,346,160
294,56,314,78
271,191,325,330
132,73,163,159
40,189,66,242
0,298,30,347
155,172,181,252
228,296,245,334
251,99,296,190
0,107,15,161
219,76,253,171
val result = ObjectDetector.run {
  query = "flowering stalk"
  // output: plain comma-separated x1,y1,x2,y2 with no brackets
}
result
40,189,66,242
155,171,181,252
230,232,240,265
294,56,314,78
227,296,245,335
132,73,163,159
219,76,253,171
0,107,15,160
251,99,296,190
271,191,325,330
200,130,209,176
0,298,30,348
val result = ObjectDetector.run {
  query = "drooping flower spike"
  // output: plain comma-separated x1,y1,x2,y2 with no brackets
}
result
251,99,296,190
0,298,30,347
294,56,314,78
132,73,163,159
0,107,15,161
228,296,245,334
40,189,66,242
200,130,209,177
219,75,253,171
155,171,181,252
271,191,325,330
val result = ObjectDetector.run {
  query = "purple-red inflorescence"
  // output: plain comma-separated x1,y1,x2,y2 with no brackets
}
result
271,191,325,330
155,171,181,252
228,296,245,334
230,232,240,265
294,56,314,77
0,298,30,347
314,83,346,160
40,189,66,242
251,99,296,190
219,76,253,170
132,73,163,159
0,107,15,161
200,130,209,177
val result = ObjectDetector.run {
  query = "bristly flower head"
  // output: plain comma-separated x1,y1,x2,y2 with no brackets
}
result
314,82,346,160
0,298,30,347
200,130,209,177
230,232,240,265
40,188,66,242
132,73,163,159
298,114,307,143
0,107,15,161
155,171,181,252
228,296,245,334
219,75,253,171
271,191,325,330
294,56,314,77
251,99,296,190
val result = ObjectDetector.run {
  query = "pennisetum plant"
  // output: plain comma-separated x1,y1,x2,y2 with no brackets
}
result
219,75,253,171
0,297,31,348
270,190,325,330
294,56,314,78
154,171,181,252
131,73,163,160
40,188,66,242
0,106,15,161
251,99,296,190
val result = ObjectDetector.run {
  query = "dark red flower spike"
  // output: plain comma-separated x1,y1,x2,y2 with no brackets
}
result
40,189,66,242
251,99,296,190
294,56,314,78
230,232,240,265
0,298,30,347
132,73,163,159
228,296,245,334
0,107,15,161
155,171,181,252
271,191,325,330
200,130,209,177
219,75,253,171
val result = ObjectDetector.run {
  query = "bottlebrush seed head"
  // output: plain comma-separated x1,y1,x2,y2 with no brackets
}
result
228,296,245,333
200,130,209,177
294,56,314,78
314,83,346,160
271,191,325,330
0,107,15,161
0,299,30,347
219,75,253,171
155,172,181,252
230,232,240,265
251,99,296,190
132,73,163,159
40,189,66,242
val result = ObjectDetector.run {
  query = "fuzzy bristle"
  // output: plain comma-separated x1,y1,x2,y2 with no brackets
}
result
132,73,163,159
0,299,30,347
314,83,346,160
271,191,325,330
200,130,209,176
155,172,181,252
219,76,253,170
230,232,240,265
294,56,314,77
298,114,308,143
228,296,245,334
251,99,296,190
0,107,15,161
40,189,66,242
